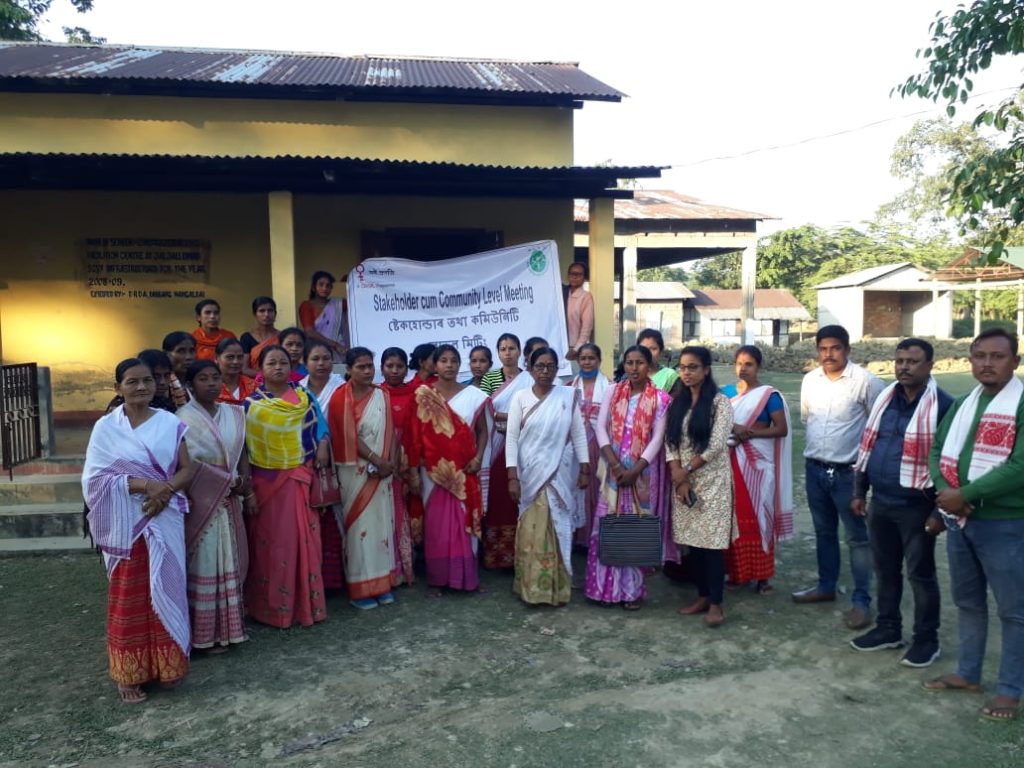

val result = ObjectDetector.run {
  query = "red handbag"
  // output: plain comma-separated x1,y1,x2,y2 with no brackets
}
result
310,457,342,508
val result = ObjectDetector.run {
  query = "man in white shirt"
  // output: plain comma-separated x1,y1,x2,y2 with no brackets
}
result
793,325,886,630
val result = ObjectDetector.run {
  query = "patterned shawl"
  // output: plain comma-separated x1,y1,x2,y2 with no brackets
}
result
939,376,1023,487
854,378,939,490
244,384,325,469
608,378,661,462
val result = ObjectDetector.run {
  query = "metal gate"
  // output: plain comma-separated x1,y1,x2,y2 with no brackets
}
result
1,363,42,479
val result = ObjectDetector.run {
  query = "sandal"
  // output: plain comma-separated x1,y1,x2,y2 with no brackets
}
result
980,696,1021,722
757,581,775,595
677,598,710,616
117,684,147,704
922,674,982,693
703,606,725,628
622,601,642,611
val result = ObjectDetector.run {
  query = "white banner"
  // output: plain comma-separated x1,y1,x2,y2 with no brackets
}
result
348,240,569,376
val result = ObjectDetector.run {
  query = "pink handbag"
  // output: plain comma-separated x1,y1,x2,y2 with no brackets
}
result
310,458,342,508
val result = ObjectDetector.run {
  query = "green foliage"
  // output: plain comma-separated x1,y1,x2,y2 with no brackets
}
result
636,265,686,282
896,0,1024,259
0,0,95,42
688,252,741,290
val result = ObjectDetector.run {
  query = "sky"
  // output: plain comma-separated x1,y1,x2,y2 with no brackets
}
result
39,0,1024,234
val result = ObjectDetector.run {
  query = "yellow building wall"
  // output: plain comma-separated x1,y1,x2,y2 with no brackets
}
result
0,190,574,411
0,92,574,168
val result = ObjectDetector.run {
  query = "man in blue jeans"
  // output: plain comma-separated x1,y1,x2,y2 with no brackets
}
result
925,328,1024,722
849,338,952,667
793,325,885,629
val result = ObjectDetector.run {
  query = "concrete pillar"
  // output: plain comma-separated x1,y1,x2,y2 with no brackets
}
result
268,191,298,327
932,283,940,337
588,198,616,376
974,279,982,338
620,244,638,353
740,240,757,344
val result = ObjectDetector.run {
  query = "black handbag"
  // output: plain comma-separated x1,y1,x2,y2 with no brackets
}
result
598,512,663,567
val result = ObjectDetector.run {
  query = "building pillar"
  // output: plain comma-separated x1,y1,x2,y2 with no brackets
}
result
1017,280,1023,337
588,198,615,376
620,244,638,352
932,283,940,337
974,279,982,338
740,240,757,344
268,191,298,326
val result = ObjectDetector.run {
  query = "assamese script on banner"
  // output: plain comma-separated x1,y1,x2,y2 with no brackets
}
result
347,240,570,377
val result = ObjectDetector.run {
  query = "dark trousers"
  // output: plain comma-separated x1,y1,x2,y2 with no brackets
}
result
690,546,725,605
867,499,940,643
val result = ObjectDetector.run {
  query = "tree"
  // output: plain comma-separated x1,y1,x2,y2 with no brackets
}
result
896,0,1024,259
689,252,741,290
636,265,686,282
0,0,99,43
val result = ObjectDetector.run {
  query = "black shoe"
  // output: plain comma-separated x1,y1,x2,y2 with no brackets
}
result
850,627,905,652
900,640,941,668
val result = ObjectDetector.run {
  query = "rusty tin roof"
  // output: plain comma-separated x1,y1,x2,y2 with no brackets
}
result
0,42,625,104
574,189,773,222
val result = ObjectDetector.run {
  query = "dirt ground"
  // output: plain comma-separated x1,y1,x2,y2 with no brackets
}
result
2,369,1022,767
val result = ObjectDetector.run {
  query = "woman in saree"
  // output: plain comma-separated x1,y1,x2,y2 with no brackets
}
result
506,347,590,605
328,347,399,609
298,270,348,361
570,343,611,547
163,331,196,408
637,328,680,394
667,345,735,627
721,345,792,595
585,345,672,610
239,295,280,376
243,344,331,628
178,360,250,653
379,346,418,585
192,299,237,362
409,344,491,595
215,338,256,406
83,358,193,704
482,333,532,569
465,345,492,388
300,340,347,591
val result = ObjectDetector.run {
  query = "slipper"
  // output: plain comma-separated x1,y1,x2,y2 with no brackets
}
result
703,609,725,628
622,601,642,611
117,684,147,704
757,582,775,595
922,674,982,693
980,697,1021,722
677,599,710,616
425,589,444,599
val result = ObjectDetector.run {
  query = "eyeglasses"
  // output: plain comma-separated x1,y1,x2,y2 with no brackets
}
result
568,271,585,277
678,364,704,373
532,363,558,372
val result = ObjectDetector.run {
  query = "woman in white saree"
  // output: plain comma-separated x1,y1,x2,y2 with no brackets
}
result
507,347,590,605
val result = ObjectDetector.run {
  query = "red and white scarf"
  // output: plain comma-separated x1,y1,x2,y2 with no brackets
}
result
938,376,1022,488
854,378,939,489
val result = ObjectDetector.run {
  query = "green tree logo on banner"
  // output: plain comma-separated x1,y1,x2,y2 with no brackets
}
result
528,249,547,275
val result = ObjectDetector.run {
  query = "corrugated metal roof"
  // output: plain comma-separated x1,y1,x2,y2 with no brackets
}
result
612,282,696,300
814,262,914,290
691,289,811,320
0,42,625,102
574,189,773,222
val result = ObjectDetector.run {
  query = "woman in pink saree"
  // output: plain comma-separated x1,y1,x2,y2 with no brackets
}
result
178,360,250,652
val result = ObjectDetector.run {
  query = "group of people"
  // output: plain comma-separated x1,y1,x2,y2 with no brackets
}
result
81,266,1022,723
794,324,1024,723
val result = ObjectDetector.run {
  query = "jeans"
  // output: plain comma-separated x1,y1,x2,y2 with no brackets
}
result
690,546,725,605
946,517,1024,699
806,461,872,608
868,500,940,643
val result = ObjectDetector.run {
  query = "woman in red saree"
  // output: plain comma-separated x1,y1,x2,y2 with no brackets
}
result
409,345,491,594
192,299,237,362
243,345,331,628
83,358,193,704
215,338,256,406
239,296,280,377
379,346,420,585
179,360,250,653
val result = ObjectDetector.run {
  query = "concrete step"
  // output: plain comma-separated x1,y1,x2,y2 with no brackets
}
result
10,455,85,476
0,474,83,505
0,502,85,538
0,535,94,555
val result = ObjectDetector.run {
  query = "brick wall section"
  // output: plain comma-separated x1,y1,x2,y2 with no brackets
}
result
863,291,902,337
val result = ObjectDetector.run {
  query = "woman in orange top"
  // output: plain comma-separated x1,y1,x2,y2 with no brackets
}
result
192,299,236,361
239,296,279,376
298,271,347,361
215,338,256,405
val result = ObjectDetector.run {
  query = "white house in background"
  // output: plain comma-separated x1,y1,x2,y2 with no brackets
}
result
688,289,811,346
815,262,953,341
